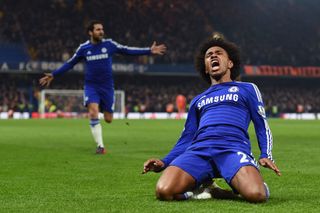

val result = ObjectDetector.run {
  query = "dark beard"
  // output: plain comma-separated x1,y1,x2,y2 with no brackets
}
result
211,75,222,82
92,35,103,43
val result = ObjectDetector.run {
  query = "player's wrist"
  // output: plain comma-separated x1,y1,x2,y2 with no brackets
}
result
160,159,169,169
51,72,57,78
259,155,274,163
259,153,268,159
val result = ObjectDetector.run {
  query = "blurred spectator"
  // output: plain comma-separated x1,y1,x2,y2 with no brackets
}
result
1,73,319,115
176,94,187,113
166,103,174,114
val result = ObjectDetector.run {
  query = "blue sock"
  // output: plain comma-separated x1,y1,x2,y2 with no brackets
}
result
90,118,100,127
182,192,194,200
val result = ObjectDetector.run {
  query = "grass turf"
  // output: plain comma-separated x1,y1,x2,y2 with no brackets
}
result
0,119,319,212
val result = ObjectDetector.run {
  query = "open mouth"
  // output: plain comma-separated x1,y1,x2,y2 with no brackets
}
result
211,60,220,69
211,61,219,67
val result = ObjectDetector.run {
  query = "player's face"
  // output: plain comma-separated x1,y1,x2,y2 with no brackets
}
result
204,46,233,81
90,24,104,42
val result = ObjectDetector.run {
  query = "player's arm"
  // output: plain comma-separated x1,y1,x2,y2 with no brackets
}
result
39,46,83,87
247,84,281,176
111,39,166,56
160,100,199,168
142,102,198,174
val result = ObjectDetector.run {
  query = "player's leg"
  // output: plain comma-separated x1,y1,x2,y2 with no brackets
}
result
156,151,214,201
88,103,105,153
156,166,196,201
88,103,99,119
90,87,113,153
188,179,239,200
215,150,268,203
84,85,105,153
230,166,268,203
157,173,235,201
206,179,241,200
103,111,113,123
99,87,114,124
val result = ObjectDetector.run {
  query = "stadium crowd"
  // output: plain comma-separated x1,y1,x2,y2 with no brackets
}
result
1,74,319,116
0,1,319,116
0,0,319,66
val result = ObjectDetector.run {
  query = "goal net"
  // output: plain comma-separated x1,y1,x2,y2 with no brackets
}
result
39,89,125,118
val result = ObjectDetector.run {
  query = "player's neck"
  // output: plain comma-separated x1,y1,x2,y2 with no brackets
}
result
90,38,102,44
211,75,232,85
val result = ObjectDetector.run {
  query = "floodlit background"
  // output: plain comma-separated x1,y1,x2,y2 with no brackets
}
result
0,0,319,119
0,1,320,212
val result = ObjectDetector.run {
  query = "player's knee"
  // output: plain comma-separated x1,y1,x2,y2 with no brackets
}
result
104,116,112,123
155,185,174,201
242,188,268,203
88,110,99,119
103,113,113,123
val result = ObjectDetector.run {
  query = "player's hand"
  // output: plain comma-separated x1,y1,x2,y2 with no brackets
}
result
142,158,165,174
259,158,281,176
39,73,54,87
150,41,167,55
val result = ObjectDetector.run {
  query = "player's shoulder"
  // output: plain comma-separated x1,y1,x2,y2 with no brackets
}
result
76,40,91,51
102,38,116,45
101,38,121,49
236,81,263,101
234,81,260,91
79,40,90,47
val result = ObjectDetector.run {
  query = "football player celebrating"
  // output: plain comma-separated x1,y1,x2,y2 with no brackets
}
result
143,33,280,203
40,20,166,154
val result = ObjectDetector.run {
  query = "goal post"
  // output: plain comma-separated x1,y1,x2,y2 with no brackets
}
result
39,89,125,118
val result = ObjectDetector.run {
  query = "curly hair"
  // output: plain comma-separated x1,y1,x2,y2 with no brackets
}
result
194,33,241,84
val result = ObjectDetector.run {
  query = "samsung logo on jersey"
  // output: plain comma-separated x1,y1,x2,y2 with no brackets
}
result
86,53,109,61
197,94,239,109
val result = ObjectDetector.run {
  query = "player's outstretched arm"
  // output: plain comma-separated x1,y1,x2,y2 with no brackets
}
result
39,73,54,87
150,41,167,55
142,158,165,174
259,158,281,176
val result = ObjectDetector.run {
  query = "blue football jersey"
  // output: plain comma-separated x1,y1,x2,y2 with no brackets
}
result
162,81,273,167
52,39,151,88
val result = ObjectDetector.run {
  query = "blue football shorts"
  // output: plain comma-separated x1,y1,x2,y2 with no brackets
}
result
84,84,114,113
169,143,259,187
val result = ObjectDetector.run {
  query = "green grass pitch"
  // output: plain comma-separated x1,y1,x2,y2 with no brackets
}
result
0,119,320,212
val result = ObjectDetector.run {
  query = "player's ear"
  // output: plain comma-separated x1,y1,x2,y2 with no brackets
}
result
228,60,234,69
